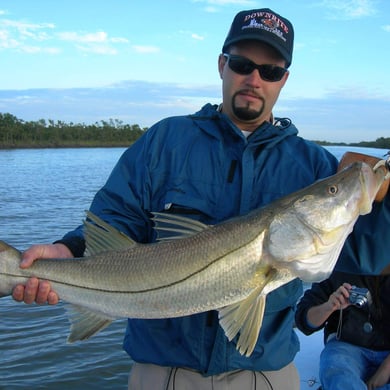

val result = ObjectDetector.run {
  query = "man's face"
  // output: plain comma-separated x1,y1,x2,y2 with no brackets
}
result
218,41,289,131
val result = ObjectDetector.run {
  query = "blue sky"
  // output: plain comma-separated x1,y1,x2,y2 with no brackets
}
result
0,0,389,142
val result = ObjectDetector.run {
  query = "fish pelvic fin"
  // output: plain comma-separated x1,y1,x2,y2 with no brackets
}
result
65,304,114,342
84,211,137,255
218,267,276,357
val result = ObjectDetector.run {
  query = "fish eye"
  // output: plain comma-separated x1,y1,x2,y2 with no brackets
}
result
328,185,338,195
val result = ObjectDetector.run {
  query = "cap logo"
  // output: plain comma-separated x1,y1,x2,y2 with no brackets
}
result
242,12,288,42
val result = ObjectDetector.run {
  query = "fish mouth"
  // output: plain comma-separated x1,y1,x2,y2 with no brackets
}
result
359,162,388,214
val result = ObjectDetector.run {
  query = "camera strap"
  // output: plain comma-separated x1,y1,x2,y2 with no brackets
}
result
336,306,373,340
336,307,343,340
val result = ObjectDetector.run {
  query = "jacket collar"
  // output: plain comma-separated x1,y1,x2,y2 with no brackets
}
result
190,103,298,147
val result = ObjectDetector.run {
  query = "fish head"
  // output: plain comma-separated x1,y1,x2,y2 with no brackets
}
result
295,161,384,232
268,161,386,282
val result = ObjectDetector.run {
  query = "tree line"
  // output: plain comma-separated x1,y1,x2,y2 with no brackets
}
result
0,112,389,150
0,113,146,148
315,138,390,149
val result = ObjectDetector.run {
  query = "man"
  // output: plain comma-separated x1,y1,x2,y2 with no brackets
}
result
295,271,390,390
12,8,338,389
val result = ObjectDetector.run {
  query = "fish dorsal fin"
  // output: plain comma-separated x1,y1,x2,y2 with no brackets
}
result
84,211,136,256
218,266,276,356
152,212,208,241
65,304,114,342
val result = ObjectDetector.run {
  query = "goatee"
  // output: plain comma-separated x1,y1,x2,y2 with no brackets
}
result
232,93,264,121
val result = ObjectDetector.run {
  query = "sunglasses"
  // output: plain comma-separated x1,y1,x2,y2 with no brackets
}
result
223,54,288,82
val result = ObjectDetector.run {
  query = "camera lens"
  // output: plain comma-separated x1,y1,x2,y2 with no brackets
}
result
354,297,366,307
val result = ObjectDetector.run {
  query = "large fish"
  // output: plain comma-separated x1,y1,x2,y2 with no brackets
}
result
0,160,388,356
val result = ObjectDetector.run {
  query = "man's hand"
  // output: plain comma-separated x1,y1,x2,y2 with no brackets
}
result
12,243,73,305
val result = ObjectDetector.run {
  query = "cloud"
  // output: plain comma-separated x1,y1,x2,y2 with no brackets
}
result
317,0,377,19
18,45,61,54
57,31,129,55
192,0,255,5
0,81,219,128
0,29,19,49
191,33,205,41
0,80,388,143
382,25,390,32
192,0,255,12
132,45,160,54
58,31,107,43
0,19,54,42
57,31,129,45
0,14,129,55
0,17,58,52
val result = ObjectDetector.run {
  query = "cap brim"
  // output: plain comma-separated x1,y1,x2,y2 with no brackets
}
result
222,36,291,67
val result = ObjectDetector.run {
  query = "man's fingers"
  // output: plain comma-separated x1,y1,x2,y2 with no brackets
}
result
22,277,40,304
47,291,59,305
35,280,52,304
12,278,58,304
12,284,26,302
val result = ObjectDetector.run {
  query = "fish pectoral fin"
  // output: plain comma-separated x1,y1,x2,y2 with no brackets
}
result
84,211,137,255
218,268,276,357
219,292,266,357
152,212,209,241
65,304,114,342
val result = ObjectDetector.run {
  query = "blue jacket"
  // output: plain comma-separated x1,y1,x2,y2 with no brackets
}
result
61,103,338,375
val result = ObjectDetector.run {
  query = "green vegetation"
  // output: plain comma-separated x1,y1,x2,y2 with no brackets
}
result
0,113,146,149
314,138,390,149
0,112,389,150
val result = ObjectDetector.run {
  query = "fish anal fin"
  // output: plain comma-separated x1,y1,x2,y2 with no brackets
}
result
65,304,114,342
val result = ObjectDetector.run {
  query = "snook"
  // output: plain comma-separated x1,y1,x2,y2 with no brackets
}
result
0,161,387,356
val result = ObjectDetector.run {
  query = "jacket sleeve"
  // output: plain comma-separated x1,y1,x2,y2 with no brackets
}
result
295,278,336,335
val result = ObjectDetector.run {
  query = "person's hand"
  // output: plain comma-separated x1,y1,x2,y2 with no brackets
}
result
305,282,354,328
325,282,352,311
366,354,390,389
12,243,72,305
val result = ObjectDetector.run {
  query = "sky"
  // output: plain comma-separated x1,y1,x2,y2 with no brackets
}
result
0,0,389,143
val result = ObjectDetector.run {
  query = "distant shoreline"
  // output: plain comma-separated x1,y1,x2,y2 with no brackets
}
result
1,140,389,151
1,112,389,151
0,143,130,150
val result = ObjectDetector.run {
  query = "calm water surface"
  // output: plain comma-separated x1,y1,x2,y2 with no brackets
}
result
0,148,129,390
0,146,388,389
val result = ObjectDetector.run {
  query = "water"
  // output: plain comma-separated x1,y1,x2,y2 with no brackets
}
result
0,148,130,390
0,145,388,389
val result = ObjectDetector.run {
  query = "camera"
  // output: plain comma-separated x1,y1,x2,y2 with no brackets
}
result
348,286,372,308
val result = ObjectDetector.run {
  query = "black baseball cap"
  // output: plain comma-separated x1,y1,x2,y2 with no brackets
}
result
222,8,294,68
